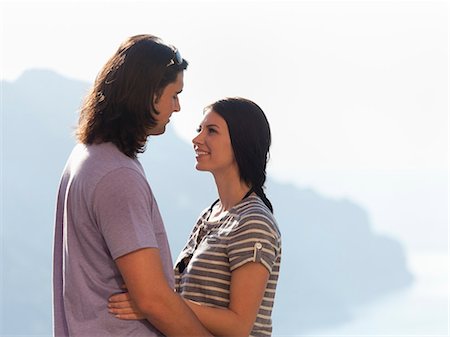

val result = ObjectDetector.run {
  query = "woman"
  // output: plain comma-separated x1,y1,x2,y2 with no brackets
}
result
109,97,282,337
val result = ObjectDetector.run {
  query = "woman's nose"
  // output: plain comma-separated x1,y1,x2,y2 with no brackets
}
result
192,132,203,145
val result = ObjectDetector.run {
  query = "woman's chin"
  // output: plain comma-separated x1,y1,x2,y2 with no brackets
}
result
195,163,208,172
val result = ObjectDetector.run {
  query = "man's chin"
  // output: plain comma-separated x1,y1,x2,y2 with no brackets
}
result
148,126,166,136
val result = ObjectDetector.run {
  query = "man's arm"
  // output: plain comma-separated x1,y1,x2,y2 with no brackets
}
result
110,262,269,337
115,247,212,337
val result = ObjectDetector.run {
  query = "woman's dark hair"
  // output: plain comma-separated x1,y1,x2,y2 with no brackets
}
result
206,97,273,212
76,34,188,158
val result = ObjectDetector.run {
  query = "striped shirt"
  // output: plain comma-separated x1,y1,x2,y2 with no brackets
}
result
174,195,282,337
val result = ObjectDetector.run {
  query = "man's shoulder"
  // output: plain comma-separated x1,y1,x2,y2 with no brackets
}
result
67,142,145,187
78,142,141,171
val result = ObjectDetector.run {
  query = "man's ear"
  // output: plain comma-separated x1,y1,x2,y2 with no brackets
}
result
153,94,159,105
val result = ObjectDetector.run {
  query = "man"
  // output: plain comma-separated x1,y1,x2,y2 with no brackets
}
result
53,34,211,337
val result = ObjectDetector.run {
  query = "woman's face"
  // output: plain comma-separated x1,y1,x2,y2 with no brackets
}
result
192,109,238,176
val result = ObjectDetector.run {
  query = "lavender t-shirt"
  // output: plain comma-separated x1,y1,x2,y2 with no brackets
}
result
53,143,174,337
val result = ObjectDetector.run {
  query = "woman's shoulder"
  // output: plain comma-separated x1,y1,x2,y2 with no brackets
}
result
232,195,281,238
234,195,274,218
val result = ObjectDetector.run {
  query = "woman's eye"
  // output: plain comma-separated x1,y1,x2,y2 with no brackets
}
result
196,126,216,134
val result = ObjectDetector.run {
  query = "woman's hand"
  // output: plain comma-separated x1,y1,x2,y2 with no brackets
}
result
108,291,145,320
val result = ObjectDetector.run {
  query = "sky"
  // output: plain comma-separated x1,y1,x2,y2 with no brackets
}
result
1,0,448,253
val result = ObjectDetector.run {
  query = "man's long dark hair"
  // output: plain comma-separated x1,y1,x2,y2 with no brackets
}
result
206,97,273,212
77,34,188,158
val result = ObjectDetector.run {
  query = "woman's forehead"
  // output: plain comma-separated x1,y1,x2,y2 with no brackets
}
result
201,110,225,125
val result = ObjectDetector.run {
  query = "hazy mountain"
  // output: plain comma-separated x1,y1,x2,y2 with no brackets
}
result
1,69,413,336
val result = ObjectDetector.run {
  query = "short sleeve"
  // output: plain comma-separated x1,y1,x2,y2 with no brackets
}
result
93,168,158,260
227,213,280,273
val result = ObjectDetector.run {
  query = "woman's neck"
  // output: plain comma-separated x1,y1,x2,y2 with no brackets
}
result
213,172,251,211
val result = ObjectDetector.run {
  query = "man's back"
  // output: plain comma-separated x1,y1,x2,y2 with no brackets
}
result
53,142,173,337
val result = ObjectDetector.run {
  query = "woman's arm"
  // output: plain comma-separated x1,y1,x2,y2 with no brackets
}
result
109,261,269,337
184,261,269,337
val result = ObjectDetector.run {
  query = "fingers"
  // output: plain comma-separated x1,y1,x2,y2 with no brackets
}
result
111,313,145,320
109,292,130,303
108,301,132,309
108,306,138,315
108,301,134,309
108,306,144,320
108,290,144,320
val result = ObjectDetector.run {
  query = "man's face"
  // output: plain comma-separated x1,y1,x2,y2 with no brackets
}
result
149,71,184,135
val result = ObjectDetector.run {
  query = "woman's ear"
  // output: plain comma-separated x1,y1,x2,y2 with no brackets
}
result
153,94,159,105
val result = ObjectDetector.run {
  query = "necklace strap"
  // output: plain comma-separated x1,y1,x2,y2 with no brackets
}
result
207,188,253,215
242,187,254,200
208,198,220,213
